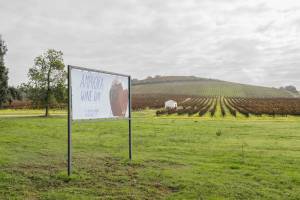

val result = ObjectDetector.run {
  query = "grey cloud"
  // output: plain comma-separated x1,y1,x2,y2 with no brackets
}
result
230,3,270,14
294,18,300,30
256,21,275,33
217,38,263,64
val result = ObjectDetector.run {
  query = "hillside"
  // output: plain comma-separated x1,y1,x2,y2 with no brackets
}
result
132,76,296,98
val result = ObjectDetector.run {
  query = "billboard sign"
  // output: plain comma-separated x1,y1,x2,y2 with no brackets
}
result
67,65,132,176
70,66,130,120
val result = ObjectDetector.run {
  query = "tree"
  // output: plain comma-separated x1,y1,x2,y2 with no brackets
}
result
7,86,23,105
0,35,8,108
284,85,298,94
27,49,66,116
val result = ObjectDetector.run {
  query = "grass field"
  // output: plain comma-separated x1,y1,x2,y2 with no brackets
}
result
1,109,300,199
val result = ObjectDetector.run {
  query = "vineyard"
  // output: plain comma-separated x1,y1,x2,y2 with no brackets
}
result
132,94,300,117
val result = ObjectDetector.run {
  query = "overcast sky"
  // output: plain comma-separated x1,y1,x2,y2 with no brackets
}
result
0,0,300,88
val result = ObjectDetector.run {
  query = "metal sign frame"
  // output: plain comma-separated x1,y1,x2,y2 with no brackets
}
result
67,65,132,176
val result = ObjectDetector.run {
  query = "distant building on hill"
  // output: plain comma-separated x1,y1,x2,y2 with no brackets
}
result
165,100,177,109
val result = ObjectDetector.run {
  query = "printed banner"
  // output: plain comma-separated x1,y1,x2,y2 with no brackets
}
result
70,67,129,120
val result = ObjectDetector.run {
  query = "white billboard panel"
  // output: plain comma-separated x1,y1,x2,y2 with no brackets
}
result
70,67,129,120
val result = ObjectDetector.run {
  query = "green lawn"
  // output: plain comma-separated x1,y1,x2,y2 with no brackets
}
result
0,110,300,199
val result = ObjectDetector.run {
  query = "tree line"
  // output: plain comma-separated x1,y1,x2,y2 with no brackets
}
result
0,35,67,116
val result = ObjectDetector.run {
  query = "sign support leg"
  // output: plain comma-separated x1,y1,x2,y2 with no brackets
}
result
68,110,72,176
68,65,72,176
128,76,132,160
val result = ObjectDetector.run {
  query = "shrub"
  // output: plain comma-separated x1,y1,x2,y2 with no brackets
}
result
216,130,222,136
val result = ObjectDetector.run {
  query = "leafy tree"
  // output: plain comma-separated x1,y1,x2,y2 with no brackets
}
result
284,85,298,94
0,35,8,108
27,49,66,116
52,82,68,104
7,86,23,105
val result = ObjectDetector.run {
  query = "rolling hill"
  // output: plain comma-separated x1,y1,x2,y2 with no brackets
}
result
132,76,298,98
